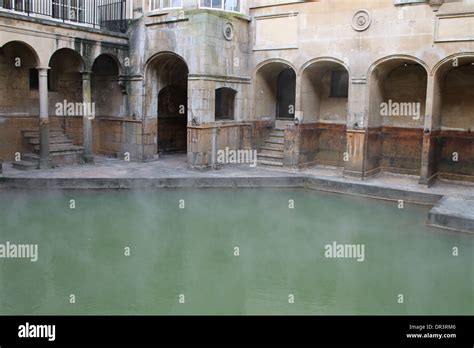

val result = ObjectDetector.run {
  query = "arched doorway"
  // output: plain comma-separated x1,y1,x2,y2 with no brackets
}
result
255,61,296,120
276,68,296,119
146,53,188,154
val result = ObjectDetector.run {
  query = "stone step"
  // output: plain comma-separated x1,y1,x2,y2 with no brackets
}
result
261,143,284,151
22,153,40,162
11,160,38,171
258,159,283,167
28,137,73,145
22,151,84,166
22,129,65,138
33,144,83,152
266,136,285,145
49,151,84,165
270,129,285,136
258,149,284,159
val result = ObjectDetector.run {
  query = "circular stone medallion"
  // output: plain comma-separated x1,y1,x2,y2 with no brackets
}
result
223,22,234,41
352,10,371,32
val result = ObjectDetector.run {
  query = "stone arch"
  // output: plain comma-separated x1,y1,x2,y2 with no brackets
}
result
0,41,42,119
366,55,429,175
0,40,40,67
254,59,297,120
300,57,350,124
431,53,474,181
48,48,85,118
299,57,350,167
91,54,124,117
145,51,189,154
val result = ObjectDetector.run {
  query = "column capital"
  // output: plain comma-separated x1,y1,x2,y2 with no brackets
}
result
37,66,50,77
82,71,93,79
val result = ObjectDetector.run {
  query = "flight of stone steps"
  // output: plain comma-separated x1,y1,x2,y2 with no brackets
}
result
257,128,285,167
12,128,84,170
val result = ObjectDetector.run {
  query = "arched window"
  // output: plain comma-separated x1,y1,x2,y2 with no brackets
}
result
215,87,236,120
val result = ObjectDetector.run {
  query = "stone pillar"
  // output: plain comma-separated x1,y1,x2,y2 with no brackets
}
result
294,73,303,123
344,77,368,179
38,67,50,169
419,74,440,186
82,71,94,164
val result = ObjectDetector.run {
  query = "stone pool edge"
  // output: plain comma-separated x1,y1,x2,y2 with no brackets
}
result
0,175,443,204
2,175,474,233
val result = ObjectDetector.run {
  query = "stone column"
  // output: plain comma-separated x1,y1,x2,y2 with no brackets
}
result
419,74,440,186
294,73,303,123
38,67,50,169
82,71,94,164
344,77,368,179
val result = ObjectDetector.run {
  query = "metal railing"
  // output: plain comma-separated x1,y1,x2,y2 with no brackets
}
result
0,0,128,32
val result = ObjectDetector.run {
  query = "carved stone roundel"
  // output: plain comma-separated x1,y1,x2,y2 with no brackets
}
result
352,10,371,32
223,22,234,41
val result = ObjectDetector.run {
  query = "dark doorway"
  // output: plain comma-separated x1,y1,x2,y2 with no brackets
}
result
276,67,296,119
157,84,187,152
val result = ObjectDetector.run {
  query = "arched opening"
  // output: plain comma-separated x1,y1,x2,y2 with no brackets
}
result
301,60,349,167
215,87,236,120
0,41,39,117
368,58,427,175
434,56,474,181
255,61,296,120
48,48,84,117
0,41,40,160
91,54,123,118
145,53,188,154
48,48,85,145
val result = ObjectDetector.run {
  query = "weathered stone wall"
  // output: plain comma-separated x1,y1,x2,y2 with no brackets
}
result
0,10,130,162
128,3,252,167
249,0,474,182
2,0,474,182
0,45,39,117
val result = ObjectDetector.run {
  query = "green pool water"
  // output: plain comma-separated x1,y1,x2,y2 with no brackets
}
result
0,188,472,315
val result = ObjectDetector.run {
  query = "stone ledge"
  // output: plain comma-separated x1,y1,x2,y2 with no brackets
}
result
427,195,474,233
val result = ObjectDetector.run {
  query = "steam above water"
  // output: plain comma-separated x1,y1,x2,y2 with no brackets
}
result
0,188,472,315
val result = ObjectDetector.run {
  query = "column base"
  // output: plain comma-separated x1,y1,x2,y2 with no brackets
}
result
83,155,95,164
39,159,50,169
419,173,438,187
39,120,50,169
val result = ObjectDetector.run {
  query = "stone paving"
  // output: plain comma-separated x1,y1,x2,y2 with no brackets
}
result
2,154,474,233
2,154,473,198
